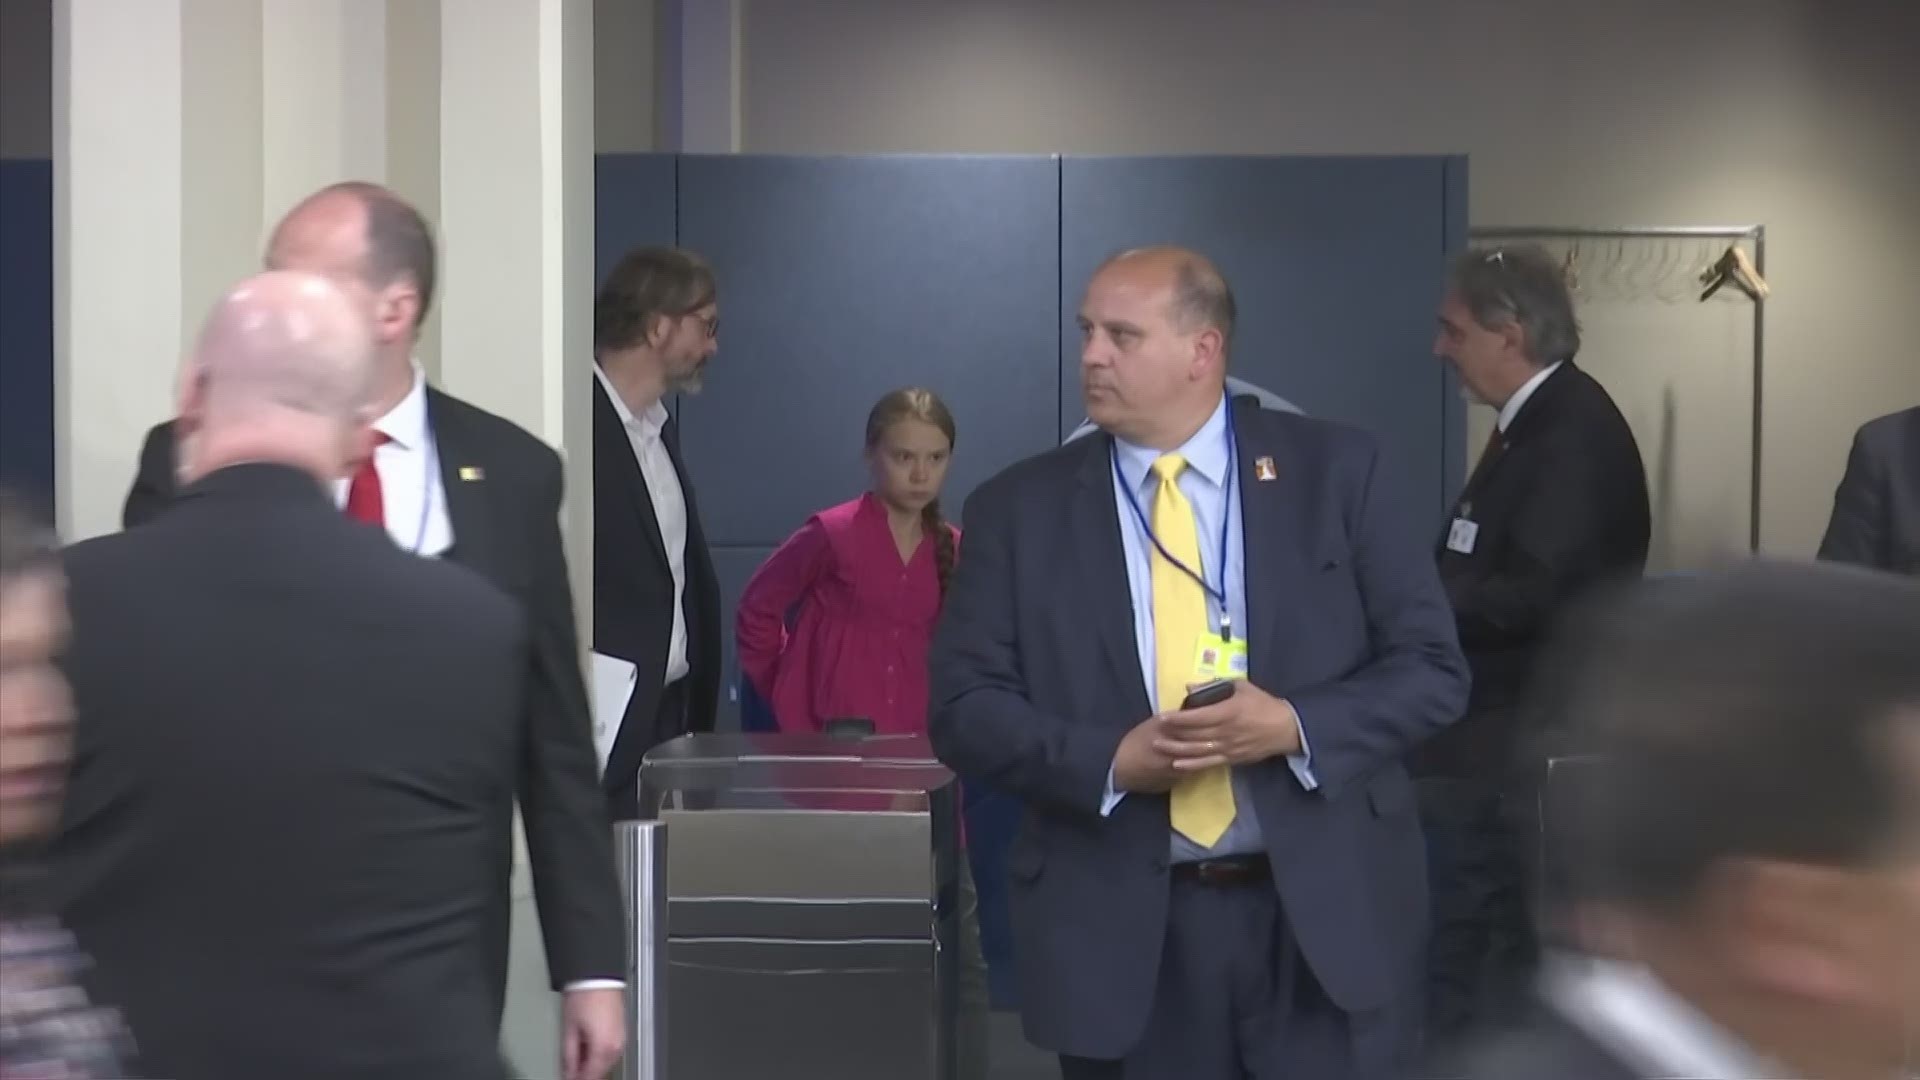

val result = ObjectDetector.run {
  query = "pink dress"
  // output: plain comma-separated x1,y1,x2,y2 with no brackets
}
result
736,493,958,735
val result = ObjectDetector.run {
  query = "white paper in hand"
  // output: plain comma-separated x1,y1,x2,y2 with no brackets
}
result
589,651,638,775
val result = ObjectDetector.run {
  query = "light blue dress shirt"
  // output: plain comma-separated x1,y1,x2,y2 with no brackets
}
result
1098,397,1317,862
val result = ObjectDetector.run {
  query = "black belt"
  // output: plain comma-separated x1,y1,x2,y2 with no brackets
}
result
1170,854,1270,887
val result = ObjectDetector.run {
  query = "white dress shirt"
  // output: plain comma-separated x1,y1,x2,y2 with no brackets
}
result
1544,954,1792,1079
1497,360,1565,434
336,364,453,558
593,365,691,686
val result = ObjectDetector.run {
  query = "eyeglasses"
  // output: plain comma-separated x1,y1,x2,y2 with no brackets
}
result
687,311,719,339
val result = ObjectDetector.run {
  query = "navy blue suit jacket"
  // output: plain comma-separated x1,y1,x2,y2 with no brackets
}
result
929,399,1469,1058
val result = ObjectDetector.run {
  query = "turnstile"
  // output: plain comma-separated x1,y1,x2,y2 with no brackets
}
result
637,732,960,1080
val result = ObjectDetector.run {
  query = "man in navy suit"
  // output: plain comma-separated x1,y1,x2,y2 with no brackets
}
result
930,247,1468,1078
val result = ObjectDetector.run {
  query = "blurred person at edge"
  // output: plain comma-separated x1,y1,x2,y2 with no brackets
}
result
0,489,135,1079
1440,561,1920,1080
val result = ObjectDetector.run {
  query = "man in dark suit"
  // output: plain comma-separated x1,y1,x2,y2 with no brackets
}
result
116,183,626,1079
930,247,1469,1078
50,271,524,1078
1819,404,1919,574
589,247,723,820
1444,562,1920,1080
1419,244,1651,1048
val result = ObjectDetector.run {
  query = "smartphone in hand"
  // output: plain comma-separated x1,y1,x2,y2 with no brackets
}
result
1180,678,1236,710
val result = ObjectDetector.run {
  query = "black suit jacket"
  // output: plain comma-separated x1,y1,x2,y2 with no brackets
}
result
50,464,524,1080
591,376,721,804
1819,405,1920,574
120,392,624,996
1418,362,1650,778
929,399,1469,1058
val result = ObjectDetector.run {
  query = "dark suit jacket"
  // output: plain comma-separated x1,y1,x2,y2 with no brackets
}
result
120,393,625,997
592,376,721,806
928,399,1470,1058
1419,362,1650,778
1819,405,1920,574
50,464,524,1080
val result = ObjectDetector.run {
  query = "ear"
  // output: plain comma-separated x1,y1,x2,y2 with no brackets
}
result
1495,315,1528,360
644,313,673,349
374,286,418,344
174,362,208,427
1192,326,1225,378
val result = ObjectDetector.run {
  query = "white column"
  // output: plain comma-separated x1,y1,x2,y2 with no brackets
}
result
54,0,418,542
659,0,739,151
438,0,595,605
260,0,389,226
438,3,595,1068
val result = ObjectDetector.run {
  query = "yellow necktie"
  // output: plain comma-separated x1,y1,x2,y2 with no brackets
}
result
1150,454,1237,848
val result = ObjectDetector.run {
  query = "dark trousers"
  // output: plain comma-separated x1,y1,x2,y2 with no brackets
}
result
1414,778,1539,1056
1059,874,1413,1080
605,678,688,822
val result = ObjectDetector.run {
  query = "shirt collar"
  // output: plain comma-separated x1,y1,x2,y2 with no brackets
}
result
1544,954,1785,1080
594,363,669,437
1111,395,1231,494
1497,360,1564,433
374,362,430,450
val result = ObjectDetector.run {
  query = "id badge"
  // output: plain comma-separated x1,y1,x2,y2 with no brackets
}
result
1446,517,1479,555
1192,632,1250,682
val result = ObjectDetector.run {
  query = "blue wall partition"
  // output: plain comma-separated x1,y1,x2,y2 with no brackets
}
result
0,159,55,508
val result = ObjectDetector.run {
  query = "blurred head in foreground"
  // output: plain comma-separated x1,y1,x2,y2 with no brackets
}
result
172,270,380,490
0,490,68,852
1542,561,1920,1078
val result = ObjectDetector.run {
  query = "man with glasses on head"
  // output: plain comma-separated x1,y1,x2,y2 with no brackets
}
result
1419,243,1651,1052
590,247,724,820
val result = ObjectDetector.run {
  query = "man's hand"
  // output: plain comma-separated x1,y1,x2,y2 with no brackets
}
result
1153,680,1301,771
1112,715,1182,794
560,987,627,1080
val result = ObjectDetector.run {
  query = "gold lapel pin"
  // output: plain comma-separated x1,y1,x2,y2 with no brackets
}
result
1254,456,1278,482
458,466,485,482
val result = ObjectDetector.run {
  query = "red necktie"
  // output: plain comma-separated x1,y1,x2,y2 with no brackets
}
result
345,434,391,526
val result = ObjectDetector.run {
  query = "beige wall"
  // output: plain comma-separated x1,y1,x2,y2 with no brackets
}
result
737,0,1920,556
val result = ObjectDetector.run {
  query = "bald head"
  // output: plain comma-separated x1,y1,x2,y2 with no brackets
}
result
1096,246,1237,351
174,271,378,488
267,181,437,335
191,270,376,421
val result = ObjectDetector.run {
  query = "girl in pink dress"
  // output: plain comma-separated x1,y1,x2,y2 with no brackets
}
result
735,388,987,1077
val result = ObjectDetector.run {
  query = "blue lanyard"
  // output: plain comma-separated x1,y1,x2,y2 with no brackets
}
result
1111,396,1237,642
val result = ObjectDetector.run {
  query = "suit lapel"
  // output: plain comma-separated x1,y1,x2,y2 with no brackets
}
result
1070,434,1151,716
593,376,671,572
1234,402,1317,685
1454,362,1574,514
426,389,499,574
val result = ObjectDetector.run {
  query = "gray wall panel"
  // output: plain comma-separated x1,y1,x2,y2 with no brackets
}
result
674,154,1062,547
1058,155,1464,535
595,153,679,287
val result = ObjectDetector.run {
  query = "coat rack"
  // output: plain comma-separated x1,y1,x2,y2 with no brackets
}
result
1468,224,1768,553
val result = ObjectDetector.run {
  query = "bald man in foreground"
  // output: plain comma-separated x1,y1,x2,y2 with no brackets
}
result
45,273,522,1080
931,248,1466,1077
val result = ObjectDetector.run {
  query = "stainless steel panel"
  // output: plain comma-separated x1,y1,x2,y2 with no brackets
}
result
668,933,955,1080
613,821,667,1080
641,733,959,1079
